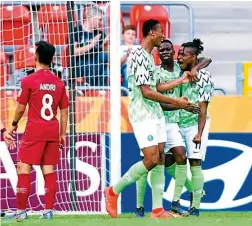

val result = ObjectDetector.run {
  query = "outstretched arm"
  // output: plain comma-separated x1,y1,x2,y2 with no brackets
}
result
161,101,200,114
191,57,212,76
140,85,191,109
157,71,191,92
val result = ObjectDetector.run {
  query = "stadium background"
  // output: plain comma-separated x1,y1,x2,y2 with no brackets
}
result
0,0,252,215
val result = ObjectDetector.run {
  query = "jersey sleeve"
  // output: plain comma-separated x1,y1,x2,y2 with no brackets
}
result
17,78,30,105
59,85,69,109
155,67,164,84
198,71,214,103
134,51,151,86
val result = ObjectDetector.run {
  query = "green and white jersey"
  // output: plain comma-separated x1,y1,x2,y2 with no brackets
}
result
179,69,214,128
127,47,164,123
156,62,181,123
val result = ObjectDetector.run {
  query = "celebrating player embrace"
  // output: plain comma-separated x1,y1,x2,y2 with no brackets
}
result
135,39,212,217
9,41,69,221
104,19,200,219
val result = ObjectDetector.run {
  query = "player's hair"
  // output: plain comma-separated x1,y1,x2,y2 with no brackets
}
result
122,24,136,34
35,41,55,65
142,19,160,37
181,38,204,55
161,39,173,46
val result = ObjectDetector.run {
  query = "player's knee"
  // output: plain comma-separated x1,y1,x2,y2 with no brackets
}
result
17,162,31,174
189,159,201,166
41,165,54,175
143,153,159,169
150,154,160,166
165,154,176,168
176,153,187,164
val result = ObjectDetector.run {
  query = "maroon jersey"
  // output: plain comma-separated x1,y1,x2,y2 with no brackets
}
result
17,69,69,141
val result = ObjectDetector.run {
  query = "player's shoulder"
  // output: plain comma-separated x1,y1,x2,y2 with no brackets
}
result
131,46,146,58
20,73,34,84
198,69,212,82
198,69,211,78
198,69,214,89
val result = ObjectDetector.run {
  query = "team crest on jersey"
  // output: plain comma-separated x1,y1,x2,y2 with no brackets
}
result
147,135,154,141
18,88,22,97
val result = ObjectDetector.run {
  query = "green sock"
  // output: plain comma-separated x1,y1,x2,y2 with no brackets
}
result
166,163,193,192
184,178,193,192
191,166,204,209
113,161,148,194
136,173,148,208
166,162,176,178
173,164,187,201
150,165,164,209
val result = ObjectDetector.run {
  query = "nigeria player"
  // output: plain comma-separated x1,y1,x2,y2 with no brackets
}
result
135,40,212,217
104,20,198,219
9,41,69,221
178,38,214,216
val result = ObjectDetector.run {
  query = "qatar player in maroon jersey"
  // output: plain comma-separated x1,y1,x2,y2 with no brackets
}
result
10,41,69,221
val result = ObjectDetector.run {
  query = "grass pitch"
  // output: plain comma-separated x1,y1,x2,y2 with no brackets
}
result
1,212,252,226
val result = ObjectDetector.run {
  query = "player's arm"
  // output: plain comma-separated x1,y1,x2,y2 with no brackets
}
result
60,108,68,136
141,85,192,109
134,56,193,109
197,57,212,70
193,73,214,144
11,80,30,133
191,57,212,77
59,86,69,148
197,101,208,137
12,103,26,126
161,102,200,114
156,71,191,92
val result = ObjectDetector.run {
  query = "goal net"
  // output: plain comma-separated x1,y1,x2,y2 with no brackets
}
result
0,0,121,214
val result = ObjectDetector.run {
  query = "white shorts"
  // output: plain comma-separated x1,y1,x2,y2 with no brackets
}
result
180,119,210,161
164,123,185,154
131,117,167,155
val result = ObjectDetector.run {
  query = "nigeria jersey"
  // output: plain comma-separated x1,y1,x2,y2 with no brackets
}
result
127,47,164,122
179,69,214,128
156,62,181,123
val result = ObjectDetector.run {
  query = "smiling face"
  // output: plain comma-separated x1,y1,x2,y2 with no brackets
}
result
177,46,196,71
150,24,165,48
158,41,174,64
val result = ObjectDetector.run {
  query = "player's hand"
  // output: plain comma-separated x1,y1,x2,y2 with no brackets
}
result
181,96,188,101
3,131,16,150
10,125,18,136
60,135,66,149
190,67,200,83
181,71,191,84
175,97,192,110
193,133,202,149
185,103,201,114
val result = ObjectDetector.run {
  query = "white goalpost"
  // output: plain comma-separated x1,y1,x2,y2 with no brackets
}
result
0,0,121,214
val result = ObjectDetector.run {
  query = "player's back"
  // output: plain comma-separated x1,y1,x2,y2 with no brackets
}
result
18,69,68,141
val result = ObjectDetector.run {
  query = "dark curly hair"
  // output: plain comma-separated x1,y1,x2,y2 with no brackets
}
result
181,38,204,55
